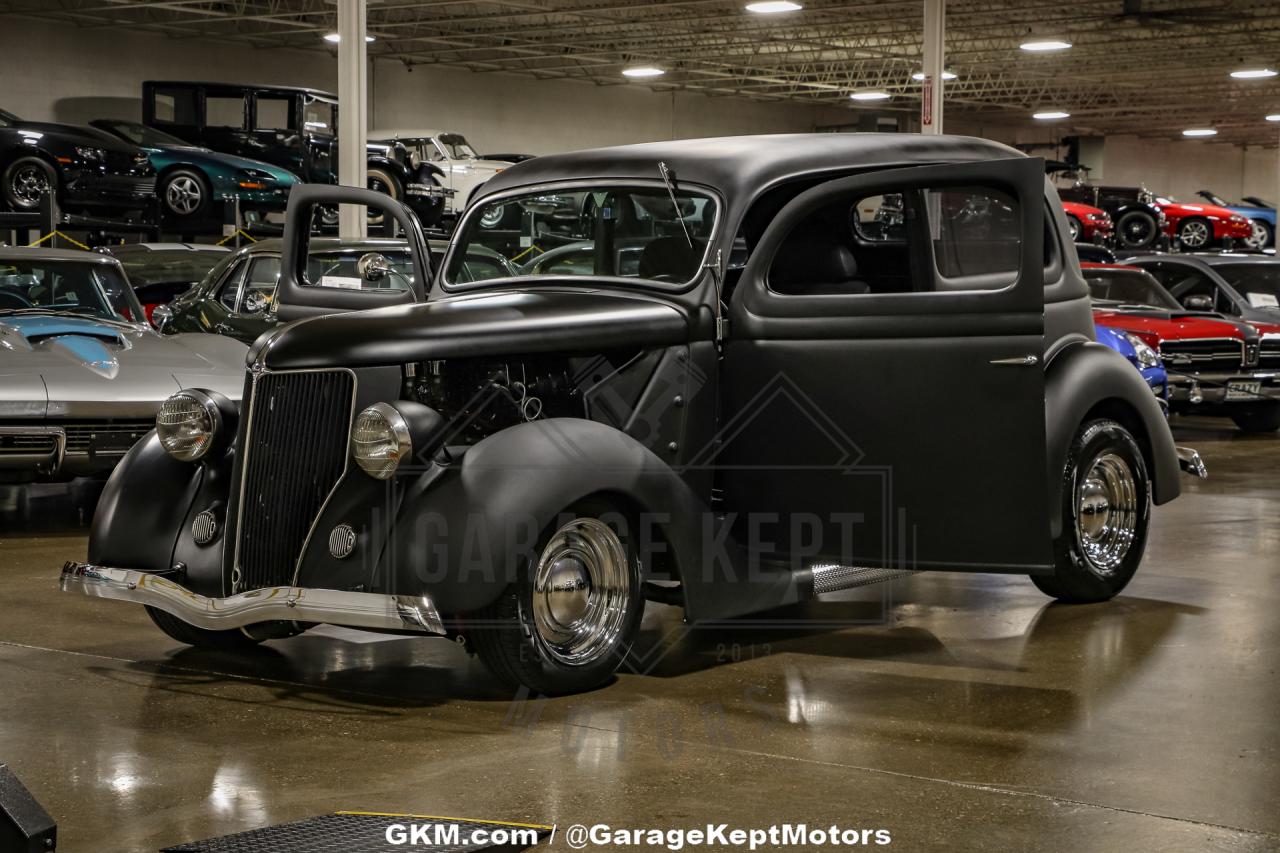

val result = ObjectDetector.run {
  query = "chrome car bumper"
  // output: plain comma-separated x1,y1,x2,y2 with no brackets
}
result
406,182,455,199
59,563,446,635
1168,373,1280,405
1176,446,1208,478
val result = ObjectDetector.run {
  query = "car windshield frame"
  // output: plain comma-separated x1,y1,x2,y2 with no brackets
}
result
302,96,337,137
1213,263,1280,309
441,179,722,295
435,133,478,160
1084,268,1182,311
0,258,145,323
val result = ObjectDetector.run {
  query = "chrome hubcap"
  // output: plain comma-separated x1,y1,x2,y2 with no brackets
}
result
1076,451,1138,576
531,518,631,666
165,176,203,215
1181,220,1209,247
11,165,50,207
479,204,506,228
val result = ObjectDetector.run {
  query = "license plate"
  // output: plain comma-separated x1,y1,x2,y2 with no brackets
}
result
1226,380,1261,401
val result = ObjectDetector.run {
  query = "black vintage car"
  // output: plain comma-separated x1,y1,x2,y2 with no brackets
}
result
1050,164,1168,251
62,134,1199,695
140,81,448,227
0,108,155,214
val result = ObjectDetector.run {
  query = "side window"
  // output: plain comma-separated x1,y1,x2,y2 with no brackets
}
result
205,94,247,130
768,183,1020,296
240,257,281,313
150,87,198,125
216,260,247,311
255,96,291,132
1165,268,1215,305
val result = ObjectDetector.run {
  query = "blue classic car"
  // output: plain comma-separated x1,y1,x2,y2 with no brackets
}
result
1197,190,1275,249
1094,323,1168,403
90,119,298,222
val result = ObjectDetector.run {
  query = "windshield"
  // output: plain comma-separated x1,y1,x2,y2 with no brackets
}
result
104,121,191,148
449,185,717,287
1084,268,1181,310
114,249,227,287
305,249,414,291
0,260,143,322
436,133,478,159
1214,264,1280,310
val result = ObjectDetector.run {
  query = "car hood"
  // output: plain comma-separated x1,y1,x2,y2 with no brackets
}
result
1156,201,1240,219
148,146,299,182
0,315,247,416
252,287,690,370
1091,308,1250,342
1063,201,1106,217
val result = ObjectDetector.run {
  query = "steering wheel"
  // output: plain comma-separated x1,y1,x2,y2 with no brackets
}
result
0,291,33,309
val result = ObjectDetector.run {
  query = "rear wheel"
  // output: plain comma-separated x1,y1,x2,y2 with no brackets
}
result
3,156,56,211
145,605,263,651
1116,210,1158,249
1177,217,1212,250
1230,404,1280,433
1033,419,1150,603
470,501,645,695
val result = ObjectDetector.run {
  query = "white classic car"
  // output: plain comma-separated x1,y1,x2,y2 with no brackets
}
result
367,129,515,219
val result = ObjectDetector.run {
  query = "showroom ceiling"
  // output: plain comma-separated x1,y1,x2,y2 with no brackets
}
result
5,0,1280,145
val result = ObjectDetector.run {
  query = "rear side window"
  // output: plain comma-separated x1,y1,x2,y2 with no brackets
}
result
256,96,292,132
205,94,246,129
150,87,198,125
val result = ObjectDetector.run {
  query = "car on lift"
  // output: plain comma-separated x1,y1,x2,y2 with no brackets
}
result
1196,190,1275,249
94,242,230,326
0,246,245,484
63,134,1202,695
0,108,155,216
1082,262,1276,431
89,119,299,224
1062,200,1112,244
155,237,516,344
368,129,512,220
1059,182,1169,251
1151,194,1252,251
140,81,449,227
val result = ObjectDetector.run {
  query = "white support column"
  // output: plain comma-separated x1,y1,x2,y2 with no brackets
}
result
921,0,945,135
337,0,368,238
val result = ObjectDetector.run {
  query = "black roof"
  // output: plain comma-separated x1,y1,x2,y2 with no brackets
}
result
477,133,1024,203
144,80,337,100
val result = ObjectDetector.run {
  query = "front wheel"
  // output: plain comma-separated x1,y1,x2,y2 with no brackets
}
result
1066,215,1081,241
1177,217,1212,250
470,502,645,695
1032,419,1150,603
3,156,56,211
160,168,211,220
1115,210,1159,249
1231,404,1280,433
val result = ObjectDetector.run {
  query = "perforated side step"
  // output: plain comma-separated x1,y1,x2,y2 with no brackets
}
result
161,812,551,853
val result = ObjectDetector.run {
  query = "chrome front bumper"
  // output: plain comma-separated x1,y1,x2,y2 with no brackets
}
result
406,182,455,199
59,563,445,635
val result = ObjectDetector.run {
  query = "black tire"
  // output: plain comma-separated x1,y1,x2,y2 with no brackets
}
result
145,605,263,651
1065,215,1081,241
469,499,645,695
1115,210,1159,249
1230,404,1280,433
3,155,56,211
1033,419,1150,603
159,168,211,220
1177,217,1213,250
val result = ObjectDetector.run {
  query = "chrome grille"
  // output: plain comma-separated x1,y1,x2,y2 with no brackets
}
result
1261,338,1280,368
1159,338,1244,372
235,370,355,591
61,420,153,452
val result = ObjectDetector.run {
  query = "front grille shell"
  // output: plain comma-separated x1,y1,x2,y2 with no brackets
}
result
1159,338,1244,372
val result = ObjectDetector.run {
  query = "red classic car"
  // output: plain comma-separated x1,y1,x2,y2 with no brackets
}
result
1062,200,1113,244
1083,264,1279,432
1153,196,1253,251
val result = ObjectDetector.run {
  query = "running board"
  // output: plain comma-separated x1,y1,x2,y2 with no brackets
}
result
807,564,918,595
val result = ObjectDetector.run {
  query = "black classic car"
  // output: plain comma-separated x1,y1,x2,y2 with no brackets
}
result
62,134,1200,695
140,81,448,226
0,108,155,214
1051,165,1168,251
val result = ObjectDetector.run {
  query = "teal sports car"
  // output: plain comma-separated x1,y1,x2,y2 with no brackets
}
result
90,119,299,222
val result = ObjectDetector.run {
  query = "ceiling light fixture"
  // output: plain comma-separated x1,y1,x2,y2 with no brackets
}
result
745,1,802,12
323,33,374,43
1267,114,1280,122
1019,39,1072,52
1182,128,1218,137
1230,68,1278,79
622,66,666,78
1032,110,1070,120
850,91,891,101
912,71,957,81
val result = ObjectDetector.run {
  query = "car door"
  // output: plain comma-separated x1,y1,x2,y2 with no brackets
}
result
720,157,1051,573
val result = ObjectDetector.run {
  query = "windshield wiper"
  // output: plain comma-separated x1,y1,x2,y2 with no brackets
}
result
658,161,694,249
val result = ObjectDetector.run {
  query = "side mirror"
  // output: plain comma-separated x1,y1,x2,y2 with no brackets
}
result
151,304,172,331
1183,294,1214,311
356,252,394,282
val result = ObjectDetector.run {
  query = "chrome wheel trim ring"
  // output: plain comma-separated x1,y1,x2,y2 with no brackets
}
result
531,517,631,667
1075,451,1138,577
1180,220,1209,248
11,164,50,207
165,175,203,215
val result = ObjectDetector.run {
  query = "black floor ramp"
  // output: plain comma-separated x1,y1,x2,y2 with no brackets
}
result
161,811,552,853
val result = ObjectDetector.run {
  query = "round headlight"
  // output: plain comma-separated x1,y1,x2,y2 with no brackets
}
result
352,402,412,480
156,391,217,461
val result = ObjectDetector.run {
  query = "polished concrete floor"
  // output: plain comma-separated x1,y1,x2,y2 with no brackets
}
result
1,416,1278,852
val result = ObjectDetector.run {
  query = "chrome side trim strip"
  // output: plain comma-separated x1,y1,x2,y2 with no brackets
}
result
809,563,918,595
60,562,445,635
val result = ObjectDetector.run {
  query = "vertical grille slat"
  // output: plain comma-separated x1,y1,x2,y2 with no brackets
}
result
236,370,354,591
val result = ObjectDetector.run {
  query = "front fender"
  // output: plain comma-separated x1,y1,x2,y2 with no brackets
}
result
366,155,411,187
1045,341,1181,539
376,418,715,616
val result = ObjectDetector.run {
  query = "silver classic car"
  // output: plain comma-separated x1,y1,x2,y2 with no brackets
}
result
0,247,246,483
